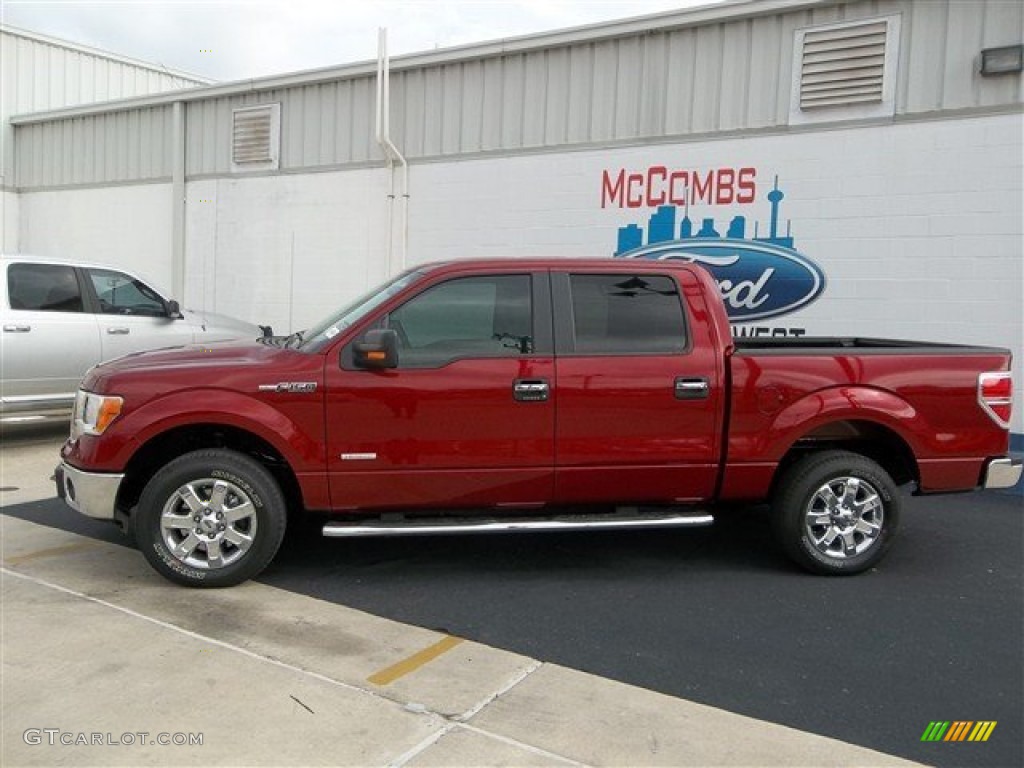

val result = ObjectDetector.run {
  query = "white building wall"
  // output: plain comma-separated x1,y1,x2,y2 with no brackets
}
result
409,113,1022,334
17,183,174,290
404,112,1023,432
183,169,392,333
1,189,17,252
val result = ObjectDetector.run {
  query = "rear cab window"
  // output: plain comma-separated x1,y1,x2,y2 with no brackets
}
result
558,273,688,355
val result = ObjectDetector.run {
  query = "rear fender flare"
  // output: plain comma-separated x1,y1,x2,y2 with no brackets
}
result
766,386,927,460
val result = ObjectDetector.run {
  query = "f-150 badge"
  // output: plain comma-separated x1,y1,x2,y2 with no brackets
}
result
258,382,317,393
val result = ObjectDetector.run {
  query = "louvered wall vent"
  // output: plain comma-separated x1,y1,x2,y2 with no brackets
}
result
800,21,887,109
231,104,280,170
790,15,900,125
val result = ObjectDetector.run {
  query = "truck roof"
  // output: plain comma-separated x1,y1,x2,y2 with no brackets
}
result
414,257,697,274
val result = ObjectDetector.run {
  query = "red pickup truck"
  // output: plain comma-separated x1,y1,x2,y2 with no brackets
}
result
56,259,1020,587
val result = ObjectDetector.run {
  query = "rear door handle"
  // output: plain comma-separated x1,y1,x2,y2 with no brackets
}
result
674,377,710,400
3,324,31,333
106,327,130,335
513,379,549,402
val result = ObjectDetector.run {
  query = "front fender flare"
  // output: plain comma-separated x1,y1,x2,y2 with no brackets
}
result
113,389,322,470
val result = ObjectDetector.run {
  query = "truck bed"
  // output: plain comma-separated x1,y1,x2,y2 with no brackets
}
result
733,337,1011,356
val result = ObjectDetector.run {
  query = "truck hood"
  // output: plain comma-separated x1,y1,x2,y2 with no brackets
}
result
95,339,287,373
83,339,320,397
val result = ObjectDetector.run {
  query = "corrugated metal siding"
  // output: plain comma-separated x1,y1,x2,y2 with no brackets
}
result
1,29,201,114
12,0,1023,189
1,27,204,187
183,81,379,176
15,106,173,188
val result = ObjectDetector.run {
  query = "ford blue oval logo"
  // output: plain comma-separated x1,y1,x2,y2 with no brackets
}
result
616,239,826,322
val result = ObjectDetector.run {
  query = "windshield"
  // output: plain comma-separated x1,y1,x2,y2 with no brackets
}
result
298,269,424,352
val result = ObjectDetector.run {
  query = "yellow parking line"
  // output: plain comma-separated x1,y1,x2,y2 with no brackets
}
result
4,541,100,566
368,635,464,686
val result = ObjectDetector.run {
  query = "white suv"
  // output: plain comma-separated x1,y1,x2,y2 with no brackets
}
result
1,256,263,424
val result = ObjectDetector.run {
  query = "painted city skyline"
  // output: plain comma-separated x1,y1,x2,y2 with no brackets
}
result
616,176,795,256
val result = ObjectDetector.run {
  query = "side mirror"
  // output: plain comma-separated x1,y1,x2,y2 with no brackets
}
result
165,299,183,319
353,329,398,369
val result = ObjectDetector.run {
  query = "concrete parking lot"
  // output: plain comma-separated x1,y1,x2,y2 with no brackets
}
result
2,425,1019,767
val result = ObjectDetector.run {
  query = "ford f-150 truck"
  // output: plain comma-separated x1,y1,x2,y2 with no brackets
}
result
55,259,1020,587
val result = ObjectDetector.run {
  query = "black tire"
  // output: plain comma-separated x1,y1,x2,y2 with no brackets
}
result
135,449,287,587
771,450,900,575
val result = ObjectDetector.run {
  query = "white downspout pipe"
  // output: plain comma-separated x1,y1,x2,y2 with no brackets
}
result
171,100,186,301
375,28,408,276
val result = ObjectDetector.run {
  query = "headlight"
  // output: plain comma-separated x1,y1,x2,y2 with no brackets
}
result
71,391,123,439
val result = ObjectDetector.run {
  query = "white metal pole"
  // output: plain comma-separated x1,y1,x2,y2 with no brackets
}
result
378,27,409,275
171,100,186,301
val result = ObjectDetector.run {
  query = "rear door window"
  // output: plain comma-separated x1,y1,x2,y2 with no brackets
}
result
7,263,85,313
567,273,687,355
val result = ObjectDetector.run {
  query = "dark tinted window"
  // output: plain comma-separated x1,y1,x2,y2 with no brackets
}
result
7,263,84,313
386,275,532,367
87,268,166,316
569,274,686,354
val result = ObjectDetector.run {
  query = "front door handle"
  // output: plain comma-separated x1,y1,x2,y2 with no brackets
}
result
106,327,130,335
3,324,31,333
513,379,549,402
674,377,709,400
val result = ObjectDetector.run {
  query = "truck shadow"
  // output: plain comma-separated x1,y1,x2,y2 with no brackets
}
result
271,506,790,580
0,496,791,578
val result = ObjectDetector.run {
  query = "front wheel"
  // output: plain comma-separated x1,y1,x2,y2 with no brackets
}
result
772,450,900,575
136,449,287,587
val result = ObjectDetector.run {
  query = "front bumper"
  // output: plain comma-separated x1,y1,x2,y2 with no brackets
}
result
55,461,124,520
982,457,1023,490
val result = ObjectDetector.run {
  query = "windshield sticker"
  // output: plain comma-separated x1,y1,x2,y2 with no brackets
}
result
324,326,340,339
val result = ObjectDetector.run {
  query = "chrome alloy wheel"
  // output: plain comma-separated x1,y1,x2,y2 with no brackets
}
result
803,476,884,560
160,478,258,570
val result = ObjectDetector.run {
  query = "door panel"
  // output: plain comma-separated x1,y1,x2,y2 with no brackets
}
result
552,269,721,503
0,308,101,401
2,263,101,404
325,272,555,511
326,358,554,509
97,315,194,360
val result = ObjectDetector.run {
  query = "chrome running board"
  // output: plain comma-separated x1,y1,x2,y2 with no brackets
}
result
323,511,714,538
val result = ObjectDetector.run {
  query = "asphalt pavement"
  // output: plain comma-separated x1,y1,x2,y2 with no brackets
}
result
268,492,1024,768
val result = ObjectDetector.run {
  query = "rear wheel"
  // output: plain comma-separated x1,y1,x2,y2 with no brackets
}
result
135,449,287,587
772,450,900,575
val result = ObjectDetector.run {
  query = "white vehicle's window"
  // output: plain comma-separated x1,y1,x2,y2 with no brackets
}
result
7,263,85,313
87,269,166,317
